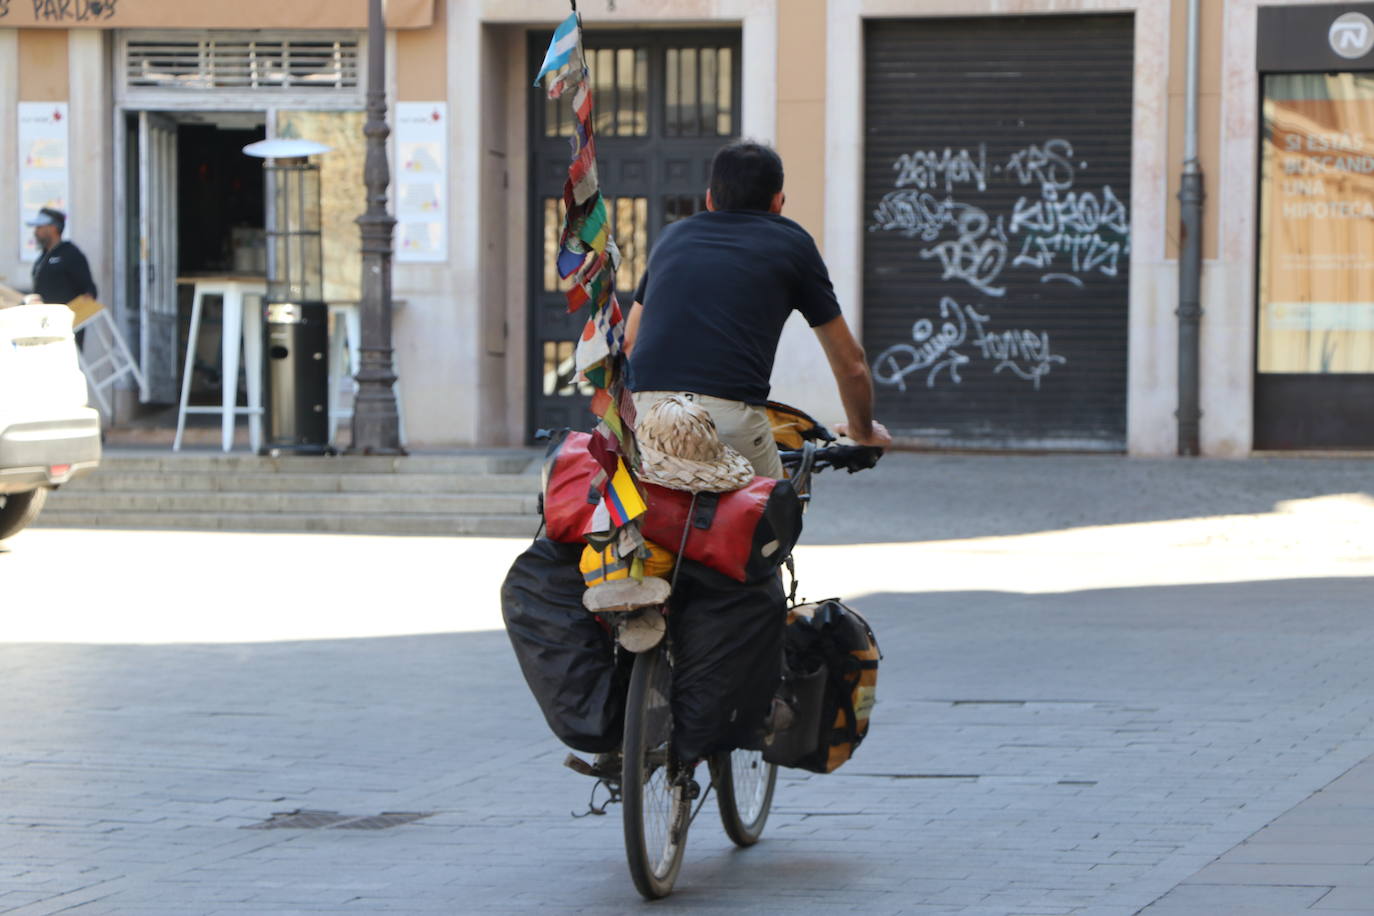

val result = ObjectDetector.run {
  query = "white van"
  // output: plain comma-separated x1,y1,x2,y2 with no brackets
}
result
0,302,101,541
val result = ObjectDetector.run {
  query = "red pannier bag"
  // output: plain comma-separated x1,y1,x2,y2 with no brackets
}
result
540,430,603,543
540,430,803,583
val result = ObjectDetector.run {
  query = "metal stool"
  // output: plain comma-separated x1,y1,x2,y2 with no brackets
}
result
173,277,266,452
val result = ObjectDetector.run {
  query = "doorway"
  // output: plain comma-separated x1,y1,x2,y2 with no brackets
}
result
123,111,267,414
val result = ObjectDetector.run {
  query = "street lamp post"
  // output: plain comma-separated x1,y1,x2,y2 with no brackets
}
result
350,0,406,455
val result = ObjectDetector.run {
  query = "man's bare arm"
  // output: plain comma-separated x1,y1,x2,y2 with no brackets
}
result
813,314,892,447
624,301,644,356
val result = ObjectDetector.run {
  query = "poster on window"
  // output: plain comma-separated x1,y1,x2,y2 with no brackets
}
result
17,102,70,264
1259,89,1374,374
394,102,448,263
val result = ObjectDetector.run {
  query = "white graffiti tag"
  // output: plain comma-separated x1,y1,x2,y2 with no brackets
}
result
869,191,966,242
871,298,976,391
1006,139,1076,193
872,299,1067,392
918,206,1008,298
892,145,989,193
866,136,1123,395
970,323,1067,388
1009,184,1129,281
869,138,1129,292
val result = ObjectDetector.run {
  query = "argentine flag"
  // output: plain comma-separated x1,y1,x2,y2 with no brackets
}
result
533,13,581,86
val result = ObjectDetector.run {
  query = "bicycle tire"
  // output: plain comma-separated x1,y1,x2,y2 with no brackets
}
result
621,644,689,899
712,748,777,846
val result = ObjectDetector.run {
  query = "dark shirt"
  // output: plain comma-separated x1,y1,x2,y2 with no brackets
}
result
629,210,841,405
31,240,97,306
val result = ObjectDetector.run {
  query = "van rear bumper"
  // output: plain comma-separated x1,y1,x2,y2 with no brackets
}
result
0,413,102,493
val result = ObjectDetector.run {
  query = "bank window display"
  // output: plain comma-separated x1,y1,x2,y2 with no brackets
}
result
1258,72,1374,375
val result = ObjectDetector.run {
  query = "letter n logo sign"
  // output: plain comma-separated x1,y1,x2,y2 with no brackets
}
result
1330,13,1374,60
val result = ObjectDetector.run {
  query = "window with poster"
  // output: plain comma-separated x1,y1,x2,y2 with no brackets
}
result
1258,73,1374,378
1254,5,1374,450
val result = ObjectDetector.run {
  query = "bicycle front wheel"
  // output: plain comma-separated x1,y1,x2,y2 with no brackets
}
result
712,748,777,846
621,645,688,899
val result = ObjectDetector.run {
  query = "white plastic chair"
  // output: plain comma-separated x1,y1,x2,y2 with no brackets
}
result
76,309,146,419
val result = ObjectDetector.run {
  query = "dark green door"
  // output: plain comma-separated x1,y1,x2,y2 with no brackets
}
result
527,30,741,439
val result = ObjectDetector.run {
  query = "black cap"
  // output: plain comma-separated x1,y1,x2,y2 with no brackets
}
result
26,207,65,228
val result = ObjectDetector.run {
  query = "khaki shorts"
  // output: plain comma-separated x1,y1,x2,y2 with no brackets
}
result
632,390,784,480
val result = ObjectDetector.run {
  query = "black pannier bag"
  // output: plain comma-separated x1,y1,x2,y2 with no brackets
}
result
500,538,630,753
763,599,880,773
668,559,786,763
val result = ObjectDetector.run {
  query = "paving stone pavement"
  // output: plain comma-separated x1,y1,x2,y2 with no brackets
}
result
1140,757,1374,914
1,452,1372,915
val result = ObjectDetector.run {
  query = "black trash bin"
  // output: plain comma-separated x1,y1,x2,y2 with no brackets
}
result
261,301,330,454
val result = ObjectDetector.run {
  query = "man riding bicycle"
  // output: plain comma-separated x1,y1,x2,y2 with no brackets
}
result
624,140,892,472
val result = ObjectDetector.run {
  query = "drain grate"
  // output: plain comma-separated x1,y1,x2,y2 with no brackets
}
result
244,810,433,830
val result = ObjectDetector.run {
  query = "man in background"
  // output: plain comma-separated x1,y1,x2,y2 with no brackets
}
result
28,207,98,347
29,207,97,307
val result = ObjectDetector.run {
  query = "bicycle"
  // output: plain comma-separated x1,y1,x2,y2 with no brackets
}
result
588,409,882,899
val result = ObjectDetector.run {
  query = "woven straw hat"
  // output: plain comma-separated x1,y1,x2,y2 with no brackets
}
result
636,395,755,493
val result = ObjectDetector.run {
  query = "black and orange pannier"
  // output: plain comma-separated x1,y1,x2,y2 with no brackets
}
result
763,599,880,773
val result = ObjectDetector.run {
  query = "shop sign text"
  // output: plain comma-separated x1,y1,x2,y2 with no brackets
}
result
1,0,120,21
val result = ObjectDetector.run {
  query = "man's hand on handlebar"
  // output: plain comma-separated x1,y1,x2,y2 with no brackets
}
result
834,420,893,448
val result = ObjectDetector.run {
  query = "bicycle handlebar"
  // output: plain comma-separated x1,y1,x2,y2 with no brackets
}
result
780,442,884,475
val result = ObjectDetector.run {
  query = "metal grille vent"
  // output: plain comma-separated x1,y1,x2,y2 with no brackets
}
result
125,36,360,91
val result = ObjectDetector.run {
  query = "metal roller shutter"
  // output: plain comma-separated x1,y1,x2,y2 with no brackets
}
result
863,15,1134,450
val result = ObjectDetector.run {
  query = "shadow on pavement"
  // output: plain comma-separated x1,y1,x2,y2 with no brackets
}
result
802,451,1374,544
4,576,1374,912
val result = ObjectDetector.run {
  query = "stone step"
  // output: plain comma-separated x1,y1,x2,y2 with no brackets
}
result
45,489,540,516
91,449,541,476
32,510,543,537
37,448,549,537
63,471,538,495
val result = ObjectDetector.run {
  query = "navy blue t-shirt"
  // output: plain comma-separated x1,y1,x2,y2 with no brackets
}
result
629,210,841,405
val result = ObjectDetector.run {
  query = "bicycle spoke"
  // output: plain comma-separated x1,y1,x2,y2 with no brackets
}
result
715,747,777,847
623,645,689,898
730,751,769,822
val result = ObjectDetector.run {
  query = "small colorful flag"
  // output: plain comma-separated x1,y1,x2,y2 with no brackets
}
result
557,247,586,279
605,457,647,526
533,13,581,86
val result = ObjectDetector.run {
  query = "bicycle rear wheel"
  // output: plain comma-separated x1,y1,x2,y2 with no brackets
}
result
622,645,689,899
712,748,777,846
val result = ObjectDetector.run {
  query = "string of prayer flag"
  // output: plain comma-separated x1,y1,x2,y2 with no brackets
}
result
535,6,647,569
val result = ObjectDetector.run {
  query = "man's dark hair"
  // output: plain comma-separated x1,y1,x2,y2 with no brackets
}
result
708,141,784,211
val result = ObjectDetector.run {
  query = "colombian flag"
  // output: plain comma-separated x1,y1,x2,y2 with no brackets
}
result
605,457,646,526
